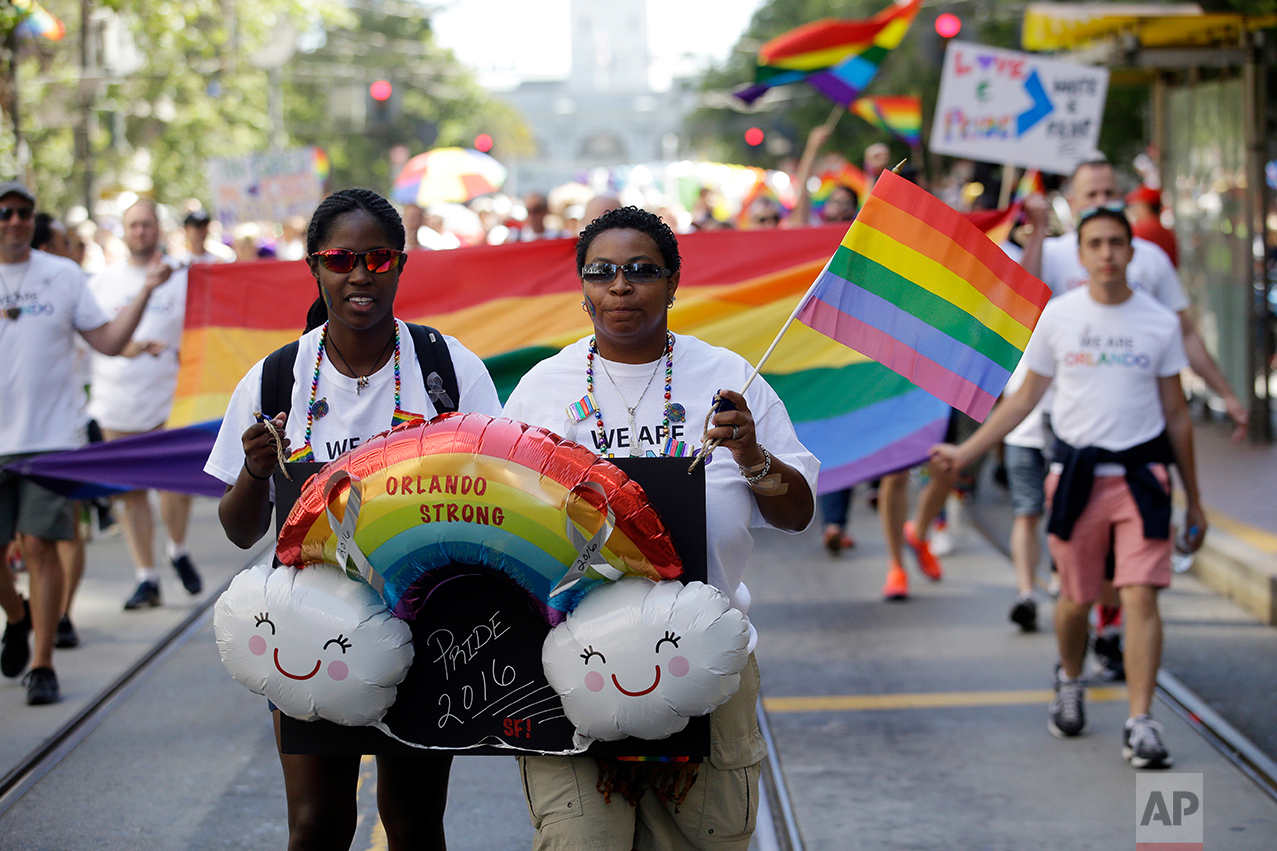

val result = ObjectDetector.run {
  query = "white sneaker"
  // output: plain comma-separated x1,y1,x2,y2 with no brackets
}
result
930,526,954,556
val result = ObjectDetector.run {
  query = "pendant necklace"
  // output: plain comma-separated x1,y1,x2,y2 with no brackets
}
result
0,260,31,321
287,322,417,463
326,326,396,395
586,332,674,457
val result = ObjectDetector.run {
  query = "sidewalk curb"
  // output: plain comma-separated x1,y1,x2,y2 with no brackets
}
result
1190,529,1277,625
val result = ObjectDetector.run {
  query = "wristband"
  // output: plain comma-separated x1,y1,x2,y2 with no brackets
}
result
244,460,273,481
740,446,771,485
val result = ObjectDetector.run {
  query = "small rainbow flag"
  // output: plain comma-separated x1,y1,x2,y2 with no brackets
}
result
1012,169,1045,203
850,96,922,147
736,0,921,105
795,170,1051,420
566,393,597,423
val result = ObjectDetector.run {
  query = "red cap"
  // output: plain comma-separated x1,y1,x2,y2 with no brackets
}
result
1126,185,1161,206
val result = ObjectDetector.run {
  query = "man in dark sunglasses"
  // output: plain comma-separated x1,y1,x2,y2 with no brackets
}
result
0,181,170,706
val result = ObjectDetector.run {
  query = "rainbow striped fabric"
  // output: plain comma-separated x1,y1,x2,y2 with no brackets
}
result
796,170,1051,421
850,96,922,147
178,227,953,493
736,0,921,105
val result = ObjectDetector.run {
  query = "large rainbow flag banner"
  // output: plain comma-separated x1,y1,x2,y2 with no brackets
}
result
174,227,949,494
850,96,922,147
795,170,1051,421
735,0,921,106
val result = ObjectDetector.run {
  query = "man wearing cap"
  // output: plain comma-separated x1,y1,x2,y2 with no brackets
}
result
1126,185,1177,268
180,208,233,265
88,199,203,612
0,181,169,705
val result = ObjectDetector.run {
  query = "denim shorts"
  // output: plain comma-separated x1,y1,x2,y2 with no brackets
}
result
1003,444,1046,517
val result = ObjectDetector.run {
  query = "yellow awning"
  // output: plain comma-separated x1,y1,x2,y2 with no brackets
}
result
1023,3,1277,51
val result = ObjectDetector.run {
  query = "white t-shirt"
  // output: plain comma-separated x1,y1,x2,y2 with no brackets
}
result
0,250,108,454
1003,234,1188,449
503,335,819,654
1025,287,1186,472
205,320,502,485
87,260,188,432
1040,234,1189,311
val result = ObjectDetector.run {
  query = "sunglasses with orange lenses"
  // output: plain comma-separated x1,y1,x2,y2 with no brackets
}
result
311,248,406,274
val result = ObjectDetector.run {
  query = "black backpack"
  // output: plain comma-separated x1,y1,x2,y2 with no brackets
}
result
259,323,460,422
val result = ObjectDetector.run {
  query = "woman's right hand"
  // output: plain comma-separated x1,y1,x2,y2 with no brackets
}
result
242,412,289,480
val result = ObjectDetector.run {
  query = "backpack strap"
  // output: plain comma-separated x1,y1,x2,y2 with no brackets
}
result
260,340,300,420
407,323,459,414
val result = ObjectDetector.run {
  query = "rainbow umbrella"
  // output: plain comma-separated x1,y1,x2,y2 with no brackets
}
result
391,148,508,206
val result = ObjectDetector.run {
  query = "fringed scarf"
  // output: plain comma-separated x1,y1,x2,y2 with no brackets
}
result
595,758,701,812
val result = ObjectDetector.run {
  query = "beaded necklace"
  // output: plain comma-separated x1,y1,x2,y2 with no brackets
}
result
287,322,413,463
586,332,674,457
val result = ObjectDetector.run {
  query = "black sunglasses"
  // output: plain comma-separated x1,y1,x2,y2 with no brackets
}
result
580,262,671,284
0,206,34,222
311,248,406,274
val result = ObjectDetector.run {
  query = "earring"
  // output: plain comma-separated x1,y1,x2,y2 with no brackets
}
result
581,300,588,313
667,295,677,308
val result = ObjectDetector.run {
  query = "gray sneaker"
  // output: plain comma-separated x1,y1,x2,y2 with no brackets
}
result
1048,665,1087,738
1123,715,1172,769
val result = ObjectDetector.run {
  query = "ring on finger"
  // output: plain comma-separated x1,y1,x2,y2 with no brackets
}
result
731,424,740,440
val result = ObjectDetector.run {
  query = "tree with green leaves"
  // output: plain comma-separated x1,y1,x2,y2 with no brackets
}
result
0,0,529,219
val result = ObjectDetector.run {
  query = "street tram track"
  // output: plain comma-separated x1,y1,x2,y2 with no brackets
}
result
969,505,1277,805
0,540,271,817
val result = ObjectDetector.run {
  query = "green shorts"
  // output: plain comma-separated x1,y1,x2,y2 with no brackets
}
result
0,453,77,543
517,655,766,851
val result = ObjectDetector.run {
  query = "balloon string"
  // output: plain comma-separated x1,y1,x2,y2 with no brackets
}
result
255,412,292,480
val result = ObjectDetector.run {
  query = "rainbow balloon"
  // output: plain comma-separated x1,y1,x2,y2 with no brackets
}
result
276,414,682,624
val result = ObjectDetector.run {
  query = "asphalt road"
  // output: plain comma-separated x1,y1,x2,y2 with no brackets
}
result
1,493,1274,849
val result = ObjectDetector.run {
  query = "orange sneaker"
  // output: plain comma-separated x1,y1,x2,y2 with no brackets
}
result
881,562,909,601
904,520,943,581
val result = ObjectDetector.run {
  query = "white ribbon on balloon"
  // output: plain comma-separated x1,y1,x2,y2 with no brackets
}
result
550,480,620,598
323,470,383,596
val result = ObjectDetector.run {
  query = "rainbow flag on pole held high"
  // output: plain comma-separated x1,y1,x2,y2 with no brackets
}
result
850,95,922,147
796,170,1052,421
735,0,921,105
172,227,952,495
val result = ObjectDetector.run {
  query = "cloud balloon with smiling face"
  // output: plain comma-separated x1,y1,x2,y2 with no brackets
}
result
214,562,413,726
542,578,749,749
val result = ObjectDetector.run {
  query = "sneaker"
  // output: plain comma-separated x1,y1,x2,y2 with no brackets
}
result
23,666,59,705
903,520,943,581
1009,594,1038,632
1048,665,1087,738
124,579,161,610
171,554,203,595
1,598,32,678
882,562,909,601
55,615,80,649
930,524,954,556
1091,628,1126,682
1123,715,1173,769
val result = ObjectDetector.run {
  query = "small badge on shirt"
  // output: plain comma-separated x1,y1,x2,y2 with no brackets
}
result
566,392,598,423
309,397,329,420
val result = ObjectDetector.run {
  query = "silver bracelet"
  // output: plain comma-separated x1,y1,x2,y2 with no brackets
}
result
740,445,771,485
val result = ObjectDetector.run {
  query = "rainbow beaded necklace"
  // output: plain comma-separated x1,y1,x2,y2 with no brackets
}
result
586,331,675,457
286,321,417,462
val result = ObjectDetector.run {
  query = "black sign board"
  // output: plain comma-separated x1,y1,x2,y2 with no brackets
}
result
275,456,708,756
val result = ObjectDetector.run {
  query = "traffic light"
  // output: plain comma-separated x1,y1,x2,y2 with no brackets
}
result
474,133,493,153
935,13,961,39
368,80,395,126
745,127,764,147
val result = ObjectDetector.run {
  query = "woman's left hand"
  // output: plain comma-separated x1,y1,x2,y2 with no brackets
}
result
710,389,766,470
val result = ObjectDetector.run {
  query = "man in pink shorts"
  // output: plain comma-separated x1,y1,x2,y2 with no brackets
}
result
930,205,1206,769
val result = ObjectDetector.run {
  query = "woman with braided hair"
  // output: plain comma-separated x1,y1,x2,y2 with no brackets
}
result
206,188,501,849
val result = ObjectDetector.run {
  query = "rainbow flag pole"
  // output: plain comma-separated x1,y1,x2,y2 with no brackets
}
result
696,162,1050,467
